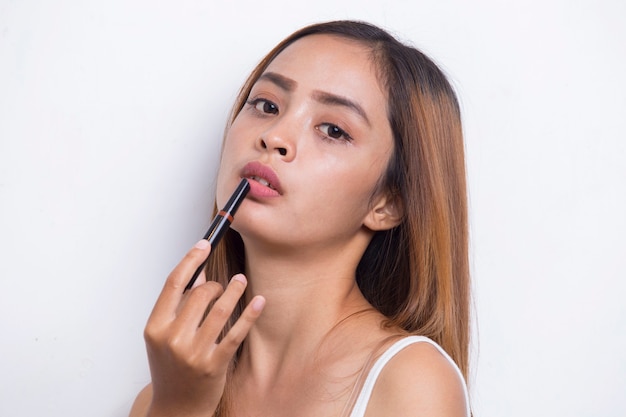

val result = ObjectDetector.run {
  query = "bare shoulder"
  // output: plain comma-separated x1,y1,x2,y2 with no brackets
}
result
364,340,468,417
128,383,153,417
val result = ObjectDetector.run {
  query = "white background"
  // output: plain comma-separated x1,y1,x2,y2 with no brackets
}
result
1,1,624,416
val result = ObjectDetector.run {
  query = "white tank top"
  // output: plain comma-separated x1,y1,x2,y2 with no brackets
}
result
349,336,470,417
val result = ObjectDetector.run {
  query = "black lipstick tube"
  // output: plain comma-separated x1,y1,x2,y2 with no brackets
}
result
183,178,250,292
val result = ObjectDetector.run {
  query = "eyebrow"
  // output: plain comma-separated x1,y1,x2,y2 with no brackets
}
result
258,72,297,91
257,71,371,126
311,90,371,127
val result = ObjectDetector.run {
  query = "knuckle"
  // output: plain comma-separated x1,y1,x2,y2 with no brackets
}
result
163,267,190,291
143,328,156,344
143,323,185,353
241,309,260,324
239,309,259,329
204,281,225,293
192,281,224,300
210,303,229,320
165,334,185,351
143,323,163,345
181,348,221,377
222,330,245,351
163,275,183,292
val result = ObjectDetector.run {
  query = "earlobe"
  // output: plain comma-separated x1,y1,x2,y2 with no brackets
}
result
363,193,404,231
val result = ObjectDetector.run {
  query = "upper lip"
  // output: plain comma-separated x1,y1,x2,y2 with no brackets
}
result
241,161,283,194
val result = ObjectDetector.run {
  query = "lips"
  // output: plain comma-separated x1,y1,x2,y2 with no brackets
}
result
241,161,282,197
248,175,275,190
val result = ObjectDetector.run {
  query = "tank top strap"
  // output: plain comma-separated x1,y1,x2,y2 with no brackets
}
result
348,335,470,417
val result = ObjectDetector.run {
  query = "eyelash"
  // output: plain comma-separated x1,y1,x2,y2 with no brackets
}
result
246,97,353,142
316,123,353,142
247,98,279,115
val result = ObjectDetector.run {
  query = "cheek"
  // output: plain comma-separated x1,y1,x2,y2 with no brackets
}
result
221,125,244,160
220,114,251,157
299,157,384,222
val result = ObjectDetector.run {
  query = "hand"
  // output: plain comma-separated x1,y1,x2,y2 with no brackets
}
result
143,239,265,417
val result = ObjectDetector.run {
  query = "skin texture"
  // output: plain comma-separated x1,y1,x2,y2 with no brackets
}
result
130,34,467,417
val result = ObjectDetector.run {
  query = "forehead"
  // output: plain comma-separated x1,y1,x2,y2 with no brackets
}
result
261,34,388,110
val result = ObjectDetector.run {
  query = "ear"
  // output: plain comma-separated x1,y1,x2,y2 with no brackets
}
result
363,192,404,232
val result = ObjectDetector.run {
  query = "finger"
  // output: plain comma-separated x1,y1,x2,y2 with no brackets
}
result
196,274,248,341
173,281,225,334
190,268,208,290
148,240,212,324
174,267,208,315
210,295,266,365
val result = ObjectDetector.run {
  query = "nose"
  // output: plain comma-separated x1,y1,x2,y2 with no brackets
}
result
259,138,288,156
257,125,296,161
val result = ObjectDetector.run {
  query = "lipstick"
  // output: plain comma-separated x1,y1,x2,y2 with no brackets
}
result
183,178,250,292
242,161,282,198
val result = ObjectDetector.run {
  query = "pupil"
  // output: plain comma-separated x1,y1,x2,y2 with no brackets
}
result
264,102,276,114
331,126,341,138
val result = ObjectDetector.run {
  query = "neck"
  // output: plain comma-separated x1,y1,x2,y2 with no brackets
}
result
237,235,378,383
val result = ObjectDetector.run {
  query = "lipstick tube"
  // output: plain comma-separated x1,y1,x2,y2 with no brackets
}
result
183,178,250,292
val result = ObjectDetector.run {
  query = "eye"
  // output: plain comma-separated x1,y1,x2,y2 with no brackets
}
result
247,98,279,115
317,123,352,141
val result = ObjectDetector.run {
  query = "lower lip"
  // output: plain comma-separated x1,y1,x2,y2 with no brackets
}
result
245,178,281,198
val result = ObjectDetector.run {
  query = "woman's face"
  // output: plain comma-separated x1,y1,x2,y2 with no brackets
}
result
216,34,394,251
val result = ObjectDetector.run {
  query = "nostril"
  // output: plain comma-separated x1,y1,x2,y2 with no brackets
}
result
278,148,287,156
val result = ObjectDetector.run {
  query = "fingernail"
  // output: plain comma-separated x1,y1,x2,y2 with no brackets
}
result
231,274,247,285
194,239,210,250
251,296,266,312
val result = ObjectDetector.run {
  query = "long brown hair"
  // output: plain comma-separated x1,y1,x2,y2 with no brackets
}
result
207,20,471,411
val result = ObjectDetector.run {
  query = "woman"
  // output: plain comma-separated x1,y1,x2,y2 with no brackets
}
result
130,20,471,417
